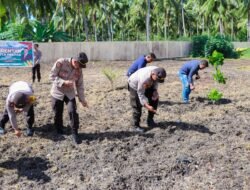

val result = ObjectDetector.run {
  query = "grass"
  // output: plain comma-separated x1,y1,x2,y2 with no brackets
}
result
239,48,250,59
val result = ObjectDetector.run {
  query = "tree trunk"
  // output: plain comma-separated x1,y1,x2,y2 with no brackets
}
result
181,0,186,36
146,0,150,41
62,6,65,32
231,19,234,40
110,14,113,41
219,17,224,35
93,12,97,41
202,16,204,34
82,0,89,41
248,9,250,41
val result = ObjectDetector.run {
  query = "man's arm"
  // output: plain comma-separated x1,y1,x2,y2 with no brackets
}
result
6,104,18,130
188,67,198,84
76,70,88,107
49,59,65,87
137,81,156,113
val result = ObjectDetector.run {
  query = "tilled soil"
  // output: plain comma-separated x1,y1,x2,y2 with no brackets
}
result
0,59,250,190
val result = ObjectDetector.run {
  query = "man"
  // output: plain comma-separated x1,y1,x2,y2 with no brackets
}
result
50,52,88,144
128,66,166,132
127,53,156,77
0,81,36,137
32,44,42,83
178,60,209,103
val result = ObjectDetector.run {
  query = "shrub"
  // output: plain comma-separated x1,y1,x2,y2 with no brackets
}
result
191,35,209,57
208,89,223,102
204,35,237,58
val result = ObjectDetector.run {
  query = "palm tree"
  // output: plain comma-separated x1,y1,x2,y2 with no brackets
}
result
146,0,151,41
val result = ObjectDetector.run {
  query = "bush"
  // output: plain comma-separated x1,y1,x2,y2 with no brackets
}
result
191,35,209,57
204,35,237,58
208,89,223,102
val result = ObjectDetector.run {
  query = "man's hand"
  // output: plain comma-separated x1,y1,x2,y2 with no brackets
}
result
63,80,74,87
14,129,21,137
81,100,89,108
14,108,23,113
195,74,200,80
190,84,195,90
145,103,157,113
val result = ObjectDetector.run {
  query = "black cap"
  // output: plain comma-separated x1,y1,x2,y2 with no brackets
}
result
13,92,27,108
153,67,167,83
76,52,88,68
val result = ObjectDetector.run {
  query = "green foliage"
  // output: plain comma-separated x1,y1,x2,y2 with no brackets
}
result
208,89,223,102
102,68,121,90
0,19,70,42
213,69,227,84
209,50,227,84
208,50,224,68
191,35,209,57
204,35,237,58
236,48,250,59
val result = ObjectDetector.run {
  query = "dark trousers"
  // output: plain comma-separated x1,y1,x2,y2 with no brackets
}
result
0,105,34,129
32,64,41,82
51,96,79,133
129,86,158,126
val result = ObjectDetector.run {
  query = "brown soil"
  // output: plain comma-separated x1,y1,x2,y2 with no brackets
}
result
0,59,249,190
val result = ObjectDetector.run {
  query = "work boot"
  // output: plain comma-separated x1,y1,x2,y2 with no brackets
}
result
56,127,64,134
26,128,34,136
147,118,157,128
132,124,145,133
0,127,5,135
72,130,80,144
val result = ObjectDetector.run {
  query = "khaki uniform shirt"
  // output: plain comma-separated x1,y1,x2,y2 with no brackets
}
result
34,49,42,65
128,66,158,105
50,58,85,102
6,81,33,130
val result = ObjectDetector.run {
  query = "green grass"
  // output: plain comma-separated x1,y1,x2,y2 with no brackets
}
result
239,48,250,59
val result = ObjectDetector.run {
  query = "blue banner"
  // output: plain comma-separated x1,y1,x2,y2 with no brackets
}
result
0,41,34,67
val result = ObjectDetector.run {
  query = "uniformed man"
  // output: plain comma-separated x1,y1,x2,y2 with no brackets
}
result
50,52,88,144
128,66,166,132
0,81,36,137
32,43,42,83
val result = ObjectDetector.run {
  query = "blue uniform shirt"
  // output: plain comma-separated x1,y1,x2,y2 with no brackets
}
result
127,55,147,76
179,60,200,84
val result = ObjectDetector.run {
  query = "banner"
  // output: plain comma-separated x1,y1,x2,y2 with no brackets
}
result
0,41,34,67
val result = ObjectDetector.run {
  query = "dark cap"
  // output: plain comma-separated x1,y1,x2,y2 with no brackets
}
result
13,92,27,108
152,67,167,83
76,52,88,68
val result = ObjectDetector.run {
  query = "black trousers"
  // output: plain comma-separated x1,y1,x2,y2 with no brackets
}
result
51,96,79,132
0,105,34,129
32,64,41,82
129,86,158,126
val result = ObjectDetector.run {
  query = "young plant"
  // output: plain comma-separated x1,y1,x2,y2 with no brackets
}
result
102,68,121,90
207,50,227,103
208,50,224,68
208,89,223,102
213,69,227,84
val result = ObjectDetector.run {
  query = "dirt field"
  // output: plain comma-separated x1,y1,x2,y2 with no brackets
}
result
0,59,250,190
